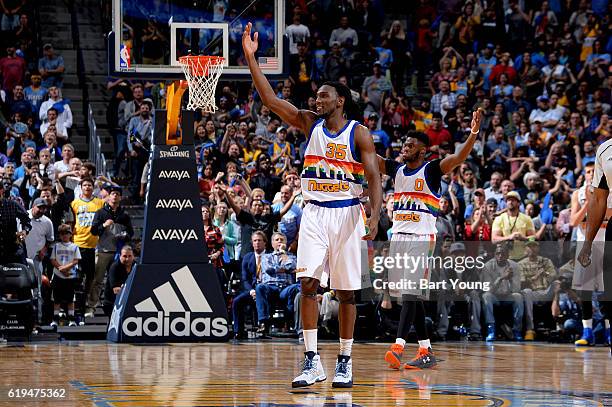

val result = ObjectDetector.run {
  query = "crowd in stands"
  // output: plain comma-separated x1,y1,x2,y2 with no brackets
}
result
1,0,611,343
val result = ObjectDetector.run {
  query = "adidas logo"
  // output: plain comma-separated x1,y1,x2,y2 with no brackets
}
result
118,266,228,338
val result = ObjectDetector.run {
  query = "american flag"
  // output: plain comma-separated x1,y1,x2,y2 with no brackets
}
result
258,57,279,69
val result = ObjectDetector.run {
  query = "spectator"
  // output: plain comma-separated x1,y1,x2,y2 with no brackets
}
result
220,184,296,256
50,224,80,327
70,178,104,321
328,15,358,48
430,80,457,118
39,86,73,134
0,44,25,94
482,244,524,341
519,239,558,340
492,191,536,260
286,14,310,55
324,41,349,82
425,112,452,155
271,185,302,251
249,154,282,202
232,231,267,339
268,127,295,174
362,61,392,114
255,232,299,335
38,44,65,88
102,245,135,317
88,186,132,318
40,108,68,142
24,197,54,285
53,143,74,174
484,172,504,203
201,203,224,283
24,73,47,123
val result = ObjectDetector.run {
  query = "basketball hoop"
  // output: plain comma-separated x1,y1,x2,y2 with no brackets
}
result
178,55,225,112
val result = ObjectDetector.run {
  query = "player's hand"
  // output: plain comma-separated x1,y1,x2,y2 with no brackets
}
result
471,108,483,134
242,22,259,57
363,216,379,240
577,243,592,267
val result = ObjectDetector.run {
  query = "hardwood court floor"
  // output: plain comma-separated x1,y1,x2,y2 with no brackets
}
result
0,341,610,406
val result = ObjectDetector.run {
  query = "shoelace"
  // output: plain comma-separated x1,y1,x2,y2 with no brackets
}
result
335,360,349,377
300,357,315,373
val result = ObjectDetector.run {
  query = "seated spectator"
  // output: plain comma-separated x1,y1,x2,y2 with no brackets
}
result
519,239,558,341
482,244,524,341
255,232,299,335
232,231,267,339
38,44,65,88
40,108,68,142
102,245,135,317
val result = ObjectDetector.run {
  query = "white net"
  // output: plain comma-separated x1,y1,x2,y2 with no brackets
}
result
178,56,225,112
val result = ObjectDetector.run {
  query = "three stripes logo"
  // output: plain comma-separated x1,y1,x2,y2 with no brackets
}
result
110,266,228,338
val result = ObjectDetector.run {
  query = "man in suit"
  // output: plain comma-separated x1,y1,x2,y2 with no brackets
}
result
231,231,267,339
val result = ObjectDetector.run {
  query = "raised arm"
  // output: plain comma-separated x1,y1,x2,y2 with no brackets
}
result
355,124,382,239
242,23,317,133
440,109,483,174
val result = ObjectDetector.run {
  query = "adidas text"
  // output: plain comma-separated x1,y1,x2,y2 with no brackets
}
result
158,170,190,180
152,228,197,243
155,199,193,211
123,312,228,337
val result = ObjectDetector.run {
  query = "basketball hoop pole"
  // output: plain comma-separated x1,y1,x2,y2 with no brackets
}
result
165,80,188,145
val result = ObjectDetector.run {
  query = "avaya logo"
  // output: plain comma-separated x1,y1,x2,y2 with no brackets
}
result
152,229,197,243
158,170,190,180
109,266,228,338
155,199,193,211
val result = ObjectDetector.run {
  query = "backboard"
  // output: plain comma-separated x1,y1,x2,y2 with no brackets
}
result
109,0,286,80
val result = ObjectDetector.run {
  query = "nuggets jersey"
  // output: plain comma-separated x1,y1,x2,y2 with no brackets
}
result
301,119,364,202
391,162,441,235
70,196,104,248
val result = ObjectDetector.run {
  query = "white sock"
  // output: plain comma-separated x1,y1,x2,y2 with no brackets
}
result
418,339,431,349
303,329,318,354
395,338,406,348
605,320,610,330
339,338,353,356
582,319,593,329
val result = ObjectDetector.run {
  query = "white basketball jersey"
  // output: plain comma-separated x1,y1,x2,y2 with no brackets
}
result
392,162,441,235
576,184,612,240
301,119,364,202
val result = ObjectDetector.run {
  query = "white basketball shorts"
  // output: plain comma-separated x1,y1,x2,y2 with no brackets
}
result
296,200,367,290
387,233,436,299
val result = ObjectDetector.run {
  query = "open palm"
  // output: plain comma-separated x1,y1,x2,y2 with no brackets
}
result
242,22,259,56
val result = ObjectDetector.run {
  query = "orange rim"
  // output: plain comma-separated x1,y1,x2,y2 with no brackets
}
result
178,55,225,76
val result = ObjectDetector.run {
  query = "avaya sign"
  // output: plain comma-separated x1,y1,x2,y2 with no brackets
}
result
155,199,193,211
152,229,197,243
158,170,190,180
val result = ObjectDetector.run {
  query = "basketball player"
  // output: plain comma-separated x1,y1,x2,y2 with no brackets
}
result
243,23,382,388
381,109,482,370
577,140,612,351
